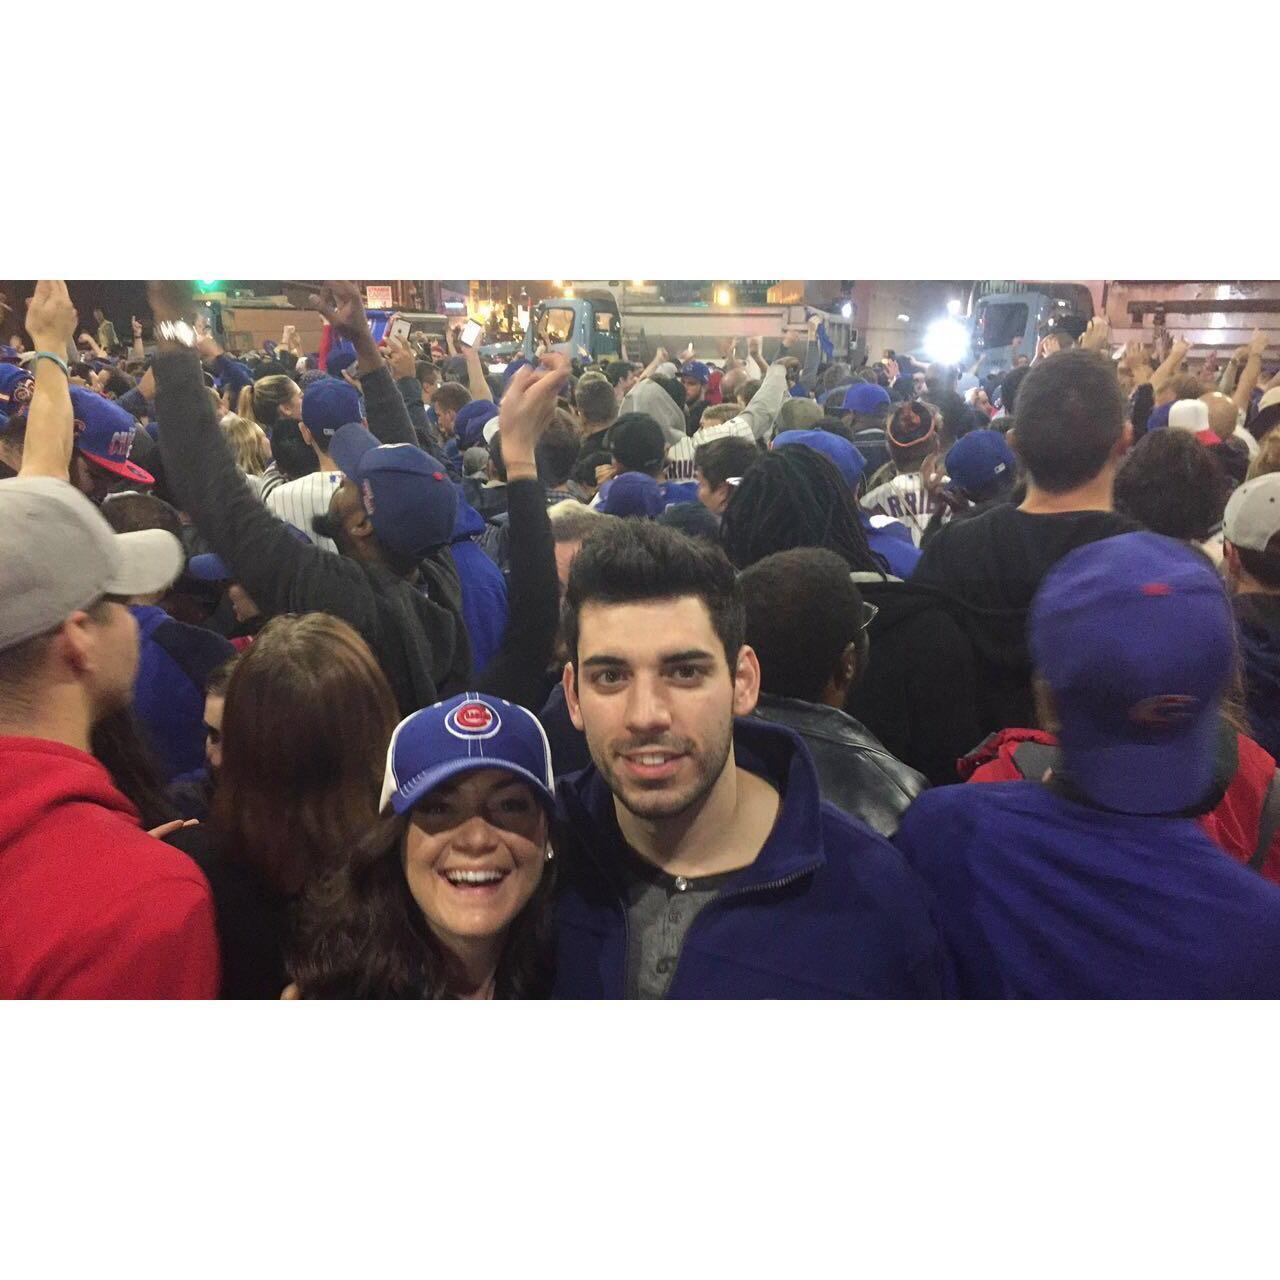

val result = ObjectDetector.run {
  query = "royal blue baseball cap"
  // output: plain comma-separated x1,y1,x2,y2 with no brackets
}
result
1145,402,1172,432
842,382,891,414
379,692,556,815
0,344,23,364
69,387,154,485
1029,531,1235,815
679,361,710,385
945,429,1015,497
600,470,665,518
329,423,459,562
325,340,358,377
302,377,364,444
772,429,868,491
455,400,500,449
0,363,33,416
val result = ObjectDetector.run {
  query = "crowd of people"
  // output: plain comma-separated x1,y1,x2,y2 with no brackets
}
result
4,279,1280,999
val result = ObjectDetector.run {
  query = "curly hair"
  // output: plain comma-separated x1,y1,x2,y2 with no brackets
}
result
1114,429,1228,543
718,446,889,575
289,812,557,999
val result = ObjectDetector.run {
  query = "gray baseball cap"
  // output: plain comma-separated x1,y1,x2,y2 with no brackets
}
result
1223,473,1280,554
0,476,184,651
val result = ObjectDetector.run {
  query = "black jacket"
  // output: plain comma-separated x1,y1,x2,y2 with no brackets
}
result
751,694,927,837
846,574,983,786
154,349,558,714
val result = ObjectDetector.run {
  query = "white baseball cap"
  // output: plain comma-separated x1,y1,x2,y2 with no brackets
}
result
0,476,184,651
1168,399,1210,433
1223,473,1280,553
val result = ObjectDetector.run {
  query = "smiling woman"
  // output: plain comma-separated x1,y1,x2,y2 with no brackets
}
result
289,693,559,999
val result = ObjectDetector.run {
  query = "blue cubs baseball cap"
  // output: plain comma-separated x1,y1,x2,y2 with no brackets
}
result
772,429,868,490
679,360,710,385
329,423,459,562
1029,531,1235,816
69,387,154,485
842,381,891,414
379,692,556,815
600,469,665,518
302,377,364,444
945,429,1015,497
455,400,500,449
0,363,34,416
325,340,358,377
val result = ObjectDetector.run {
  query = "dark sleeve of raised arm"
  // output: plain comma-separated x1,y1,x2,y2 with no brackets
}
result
360,363,416,446
471,478,559,709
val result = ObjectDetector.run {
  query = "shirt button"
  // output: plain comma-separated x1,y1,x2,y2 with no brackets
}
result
674,876,689,892
669,908,682,923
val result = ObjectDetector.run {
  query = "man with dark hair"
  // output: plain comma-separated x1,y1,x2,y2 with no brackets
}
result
1113,430,1228,546
912,349,1138,733
603,360,638,401
742,548,926,836
99,492,236,781
606,413,666,480
576,376,619,455
897,532,1280,998
536,414,583,505
552,518,950,998
679,360,711,432
996,364,1030,419
695,435,760,515
431,380,472,457
1222,474,1280,759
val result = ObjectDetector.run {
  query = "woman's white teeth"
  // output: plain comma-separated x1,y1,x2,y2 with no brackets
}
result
444,869,506,885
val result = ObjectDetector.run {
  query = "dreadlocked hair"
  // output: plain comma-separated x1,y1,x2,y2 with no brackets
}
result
719,446,890,576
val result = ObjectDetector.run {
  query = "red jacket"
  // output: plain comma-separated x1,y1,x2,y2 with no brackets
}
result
958,728,1280,885
0,737,220,998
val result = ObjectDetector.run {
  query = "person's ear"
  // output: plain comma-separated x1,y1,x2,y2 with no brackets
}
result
841,639,859,690
348,506,375,541
562,660,584,730
59,611,97,676
732,644,761,717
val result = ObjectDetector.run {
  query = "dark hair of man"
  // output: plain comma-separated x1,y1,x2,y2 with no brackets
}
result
1011,348,1125,493
1167,373,1203,403
69,361,94,382
1237,533,1280,590
695,436,760,491
818,363,852,396
205,655,238,699
101,369,135,399
562,518,745,673
99,491,184,542
212,613,399,897
270,418,320,482
817,416,857,442
1207,440,1248,490
571,450,611,489
289,809,556,998
433,381,471,415
738,378,761,404
415,360,440,386
536,414,581,488
652,373,686,411
603,361,636,387
740,548,865,703
718,446,890,576
1114,431,1229,543
486,429,507,483
999,364,1031,415
575,376,617,427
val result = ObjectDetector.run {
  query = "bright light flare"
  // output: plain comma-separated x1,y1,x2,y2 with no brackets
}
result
923,317,970,364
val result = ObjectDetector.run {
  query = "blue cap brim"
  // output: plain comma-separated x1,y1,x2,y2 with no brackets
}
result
187,552,232,582
329,422,383,478
388,758,557,816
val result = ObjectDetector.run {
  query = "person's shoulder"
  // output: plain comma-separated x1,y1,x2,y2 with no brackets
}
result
815,799,915,880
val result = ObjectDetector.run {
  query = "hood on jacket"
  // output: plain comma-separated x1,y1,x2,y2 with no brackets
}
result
0,737,139,850
450,490,487,542
620,379,687,449
1234,595,1280,755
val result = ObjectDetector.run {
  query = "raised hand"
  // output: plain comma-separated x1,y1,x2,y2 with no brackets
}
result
499,352,571,477
26,280,78,351
1249,328,1270,359
132,315,143,339
383,334,417,380
309,281,373,345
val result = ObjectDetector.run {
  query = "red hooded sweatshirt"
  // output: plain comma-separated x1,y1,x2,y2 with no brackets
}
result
0,737,220,998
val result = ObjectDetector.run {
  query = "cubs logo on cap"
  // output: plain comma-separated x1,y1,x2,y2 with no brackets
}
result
446,699,502,740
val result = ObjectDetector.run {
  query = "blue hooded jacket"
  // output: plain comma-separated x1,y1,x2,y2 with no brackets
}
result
448,496,509,674
551,716,950,998
1233,594,1280,761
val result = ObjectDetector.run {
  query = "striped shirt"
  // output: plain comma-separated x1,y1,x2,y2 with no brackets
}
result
860,472,940,547
264,470,344,552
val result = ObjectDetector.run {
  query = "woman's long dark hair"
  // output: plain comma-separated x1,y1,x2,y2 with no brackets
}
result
288,812,558,999
718,445,890,575
92,707,180,830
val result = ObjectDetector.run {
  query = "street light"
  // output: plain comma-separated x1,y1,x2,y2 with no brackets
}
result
841,301,853,319
714,287,732,306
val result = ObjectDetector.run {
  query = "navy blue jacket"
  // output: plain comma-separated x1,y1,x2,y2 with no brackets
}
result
130,605,235,783
551,716,950,998
895,780,1280,998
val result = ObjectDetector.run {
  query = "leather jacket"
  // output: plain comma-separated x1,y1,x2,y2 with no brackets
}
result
752,694,928,837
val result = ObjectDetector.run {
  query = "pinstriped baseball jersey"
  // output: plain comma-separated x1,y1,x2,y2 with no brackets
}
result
264,470,344,553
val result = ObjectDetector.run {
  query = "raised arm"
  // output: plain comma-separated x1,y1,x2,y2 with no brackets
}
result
462,336,494,403
731,359,790,442
1150,338,1190,396
19,281,79,481
310,281,416,446
1234,329,1270,414
130,315,145,362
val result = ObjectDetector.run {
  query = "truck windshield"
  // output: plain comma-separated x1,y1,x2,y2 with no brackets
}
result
974,301,1027,350
537,307,575,344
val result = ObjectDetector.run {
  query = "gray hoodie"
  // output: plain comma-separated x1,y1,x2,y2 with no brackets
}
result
620,378,688,449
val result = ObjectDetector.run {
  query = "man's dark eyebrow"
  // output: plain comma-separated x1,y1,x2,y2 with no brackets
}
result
659,650,716,664
581,655,630,669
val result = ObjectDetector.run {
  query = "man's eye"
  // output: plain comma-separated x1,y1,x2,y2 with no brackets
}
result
670,665,706,682
593,669,624,687
497,797,533,815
